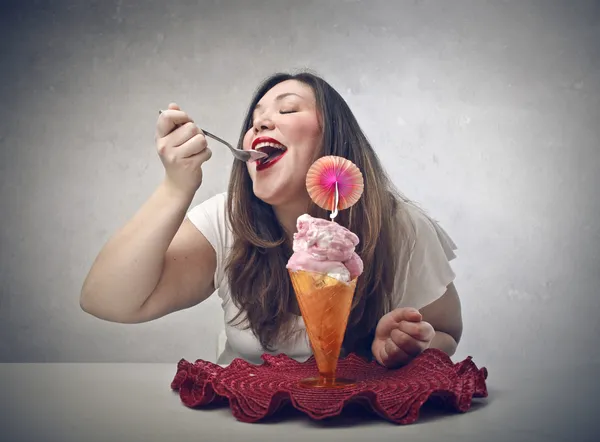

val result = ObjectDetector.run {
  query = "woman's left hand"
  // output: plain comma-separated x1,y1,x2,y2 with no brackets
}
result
372,307,436,368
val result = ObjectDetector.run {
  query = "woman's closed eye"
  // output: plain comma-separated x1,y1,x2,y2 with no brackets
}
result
251,109,296,125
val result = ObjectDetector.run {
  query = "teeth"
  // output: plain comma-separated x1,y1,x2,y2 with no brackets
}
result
255,141,286,152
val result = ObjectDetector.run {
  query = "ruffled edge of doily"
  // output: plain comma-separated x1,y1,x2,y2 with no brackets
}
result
170,349,488,424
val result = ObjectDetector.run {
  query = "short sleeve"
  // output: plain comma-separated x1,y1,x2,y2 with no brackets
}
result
186,192,231,290
394,205,458,310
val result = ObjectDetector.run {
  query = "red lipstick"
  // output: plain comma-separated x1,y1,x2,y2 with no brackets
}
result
252,137,288,172
252,136,284,149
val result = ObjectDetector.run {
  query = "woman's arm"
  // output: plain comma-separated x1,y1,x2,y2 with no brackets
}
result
371,282,462,368
80,181,217,323
428,331,458,356
419,282,463,356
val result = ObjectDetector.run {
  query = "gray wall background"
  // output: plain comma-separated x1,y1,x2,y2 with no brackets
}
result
0,0,598,367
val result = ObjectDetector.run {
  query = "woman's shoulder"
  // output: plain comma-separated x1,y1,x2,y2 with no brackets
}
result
186,191,232,249
391,198,458,309
395,199,457,261
191,191,227,211
188,192,228,221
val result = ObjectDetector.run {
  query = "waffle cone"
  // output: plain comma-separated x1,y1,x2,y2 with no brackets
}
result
288,269,357,379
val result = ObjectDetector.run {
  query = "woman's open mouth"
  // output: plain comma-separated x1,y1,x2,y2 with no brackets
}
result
254,141,288,171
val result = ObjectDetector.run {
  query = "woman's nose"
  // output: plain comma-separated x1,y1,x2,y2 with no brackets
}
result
253,114,275,133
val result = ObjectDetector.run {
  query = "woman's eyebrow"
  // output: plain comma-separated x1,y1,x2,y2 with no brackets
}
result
255,93,304,111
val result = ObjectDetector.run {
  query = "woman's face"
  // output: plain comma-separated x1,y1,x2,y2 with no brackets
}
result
243,80,322,207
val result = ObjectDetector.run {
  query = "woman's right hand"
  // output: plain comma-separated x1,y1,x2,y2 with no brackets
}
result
156,103,212,197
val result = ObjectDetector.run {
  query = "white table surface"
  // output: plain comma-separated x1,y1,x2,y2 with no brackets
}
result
1,360,598,442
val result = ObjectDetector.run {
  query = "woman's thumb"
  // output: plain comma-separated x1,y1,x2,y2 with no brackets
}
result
168,102,180,111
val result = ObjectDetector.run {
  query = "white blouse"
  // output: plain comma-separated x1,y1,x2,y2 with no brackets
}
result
187,192,457,365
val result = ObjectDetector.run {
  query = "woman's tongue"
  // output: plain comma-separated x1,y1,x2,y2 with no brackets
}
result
261,148,285,164
266,150,284,163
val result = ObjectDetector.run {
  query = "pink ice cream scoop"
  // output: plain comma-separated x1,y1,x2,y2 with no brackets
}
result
286,214,364,282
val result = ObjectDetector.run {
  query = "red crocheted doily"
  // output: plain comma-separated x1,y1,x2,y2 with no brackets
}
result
170,349,488,424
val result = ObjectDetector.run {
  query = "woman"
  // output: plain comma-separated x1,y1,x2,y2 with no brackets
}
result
80,72,462,368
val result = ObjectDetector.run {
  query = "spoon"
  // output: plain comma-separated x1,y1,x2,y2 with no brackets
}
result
158,110,267,162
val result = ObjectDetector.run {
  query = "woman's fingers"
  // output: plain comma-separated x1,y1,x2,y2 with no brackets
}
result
388,329,424,357
156,109,193,138
397,320,435,342
178,133,211,160
165,121,201,148
155,105,211,195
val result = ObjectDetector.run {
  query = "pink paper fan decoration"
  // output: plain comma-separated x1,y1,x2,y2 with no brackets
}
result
306,156,364,213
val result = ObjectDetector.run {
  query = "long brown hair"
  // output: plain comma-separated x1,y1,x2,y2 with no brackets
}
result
225,72,416,357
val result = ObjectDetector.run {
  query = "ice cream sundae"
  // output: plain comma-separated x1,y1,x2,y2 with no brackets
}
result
286,155,364,388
